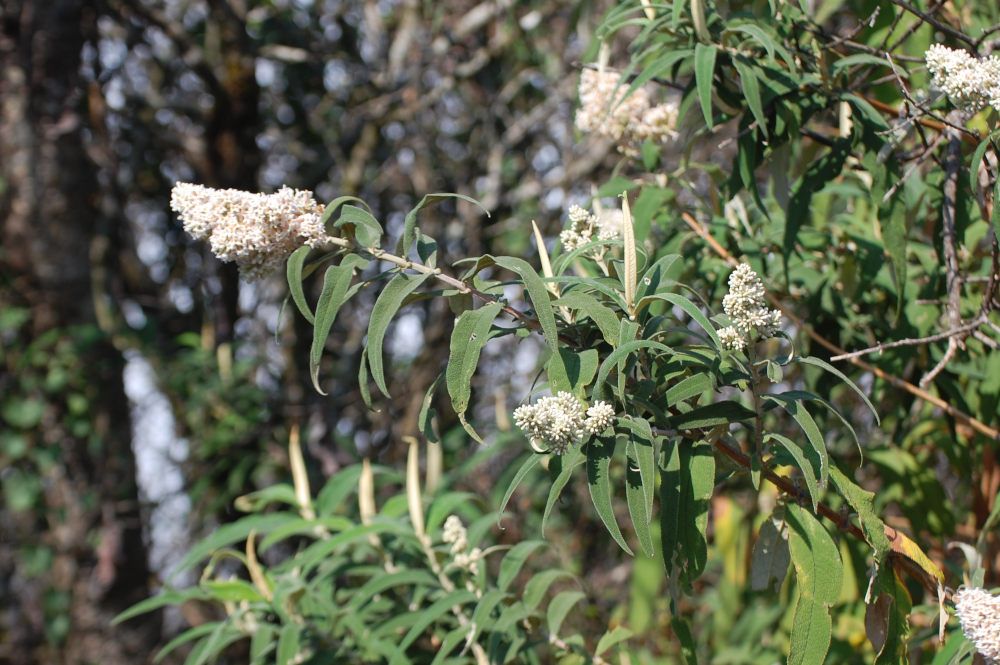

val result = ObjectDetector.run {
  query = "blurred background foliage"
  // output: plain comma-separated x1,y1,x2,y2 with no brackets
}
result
1,0,999,663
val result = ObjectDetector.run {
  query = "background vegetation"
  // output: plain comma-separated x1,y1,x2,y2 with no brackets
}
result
1,0,999,663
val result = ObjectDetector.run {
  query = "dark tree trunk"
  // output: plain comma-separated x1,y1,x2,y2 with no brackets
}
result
0,1,159,663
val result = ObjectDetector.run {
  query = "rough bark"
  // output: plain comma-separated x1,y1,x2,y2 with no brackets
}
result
0,1,158,663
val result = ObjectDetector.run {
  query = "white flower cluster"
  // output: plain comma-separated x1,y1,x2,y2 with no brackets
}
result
170,182,333,281
443,515,482,576
513,392,615,454
925,44,1000,113
954,587,1000,664
559,204,624,251
575,67,679,156
717,263,782,351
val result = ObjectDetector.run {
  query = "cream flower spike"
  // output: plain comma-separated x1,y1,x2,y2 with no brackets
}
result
170,182,334,281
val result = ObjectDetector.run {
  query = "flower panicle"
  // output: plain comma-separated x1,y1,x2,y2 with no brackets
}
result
575,67,679,157
170,182,334,281
717,263,782,351
925,44,1000,113
513,392,614,454
954,587,1000,664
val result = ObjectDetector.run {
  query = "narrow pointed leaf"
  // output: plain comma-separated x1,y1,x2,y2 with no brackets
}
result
446,301,503,417
366,271,433,398
587,435,633,555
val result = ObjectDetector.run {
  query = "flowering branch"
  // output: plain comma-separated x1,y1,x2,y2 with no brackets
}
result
679,211,1000,441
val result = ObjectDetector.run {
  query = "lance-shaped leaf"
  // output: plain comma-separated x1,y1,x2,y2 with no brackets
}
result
397,192,489,257
750,507,790,591
763,393,828,490
766,432,821,511
286,246,315,324
310,254,369,394
446,301,504,420
694,42,717,128
587,435,633,555
365,271,433,398
786,503,843,665
660,439,715,583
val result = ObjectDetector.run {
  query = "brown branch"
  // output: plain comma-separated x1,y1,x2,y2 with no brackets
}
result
829,315,989,362
679,212,1000,441
711,435,943,596
887,0,976,48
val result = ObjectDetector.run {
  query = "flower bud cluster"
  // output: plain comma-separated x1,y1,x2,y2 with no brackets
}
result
925,45,1000,113
443,515,482,576
954,587,1000,664
717,263,782,351
513,392,615,454
170,182,334,281
575,67,679,156
559,204,624,251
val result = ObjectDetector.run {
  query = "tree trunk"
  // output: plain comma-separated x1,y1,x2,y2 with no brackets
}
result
0,1,159,663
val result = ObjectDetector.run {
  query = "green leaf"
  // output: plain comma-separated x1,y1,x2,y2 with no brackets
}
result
114,588,210,625
446,301,504,417
498,454,541,522
660,439,715,583
346,569,440,610
543,447,586,533
397,193,489,257
388,589,478,665
554,291,621,344
794,355,879,425
286,246,315,324
587,435,633,555
784,139,851,272
523,569,576,612
595,625,634,657
670,400,756,430
786,503,843,665
366,271,434,398
750,508,790,591
694,43,718,129
557,347,600,392
763,393,828,489
333,204,383,248
625,438,655,557
766,432,821,510
310,255,368,394
276,624,301,665
200,579,267,604
654,292,721,347
498,540,546,592
171,513,299,578
314,463,365,516
593,339,674,402
829,466,890,563
733,57,768,138
153,622,223,664
880,195,908,319
664,373,714,406
622,418,656,556
546,590,585,636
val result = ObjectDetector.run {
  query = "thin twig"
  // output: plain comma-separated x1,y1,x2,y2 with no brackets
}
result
829,315,987,362
679,212,1000,441
888,0,976,48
